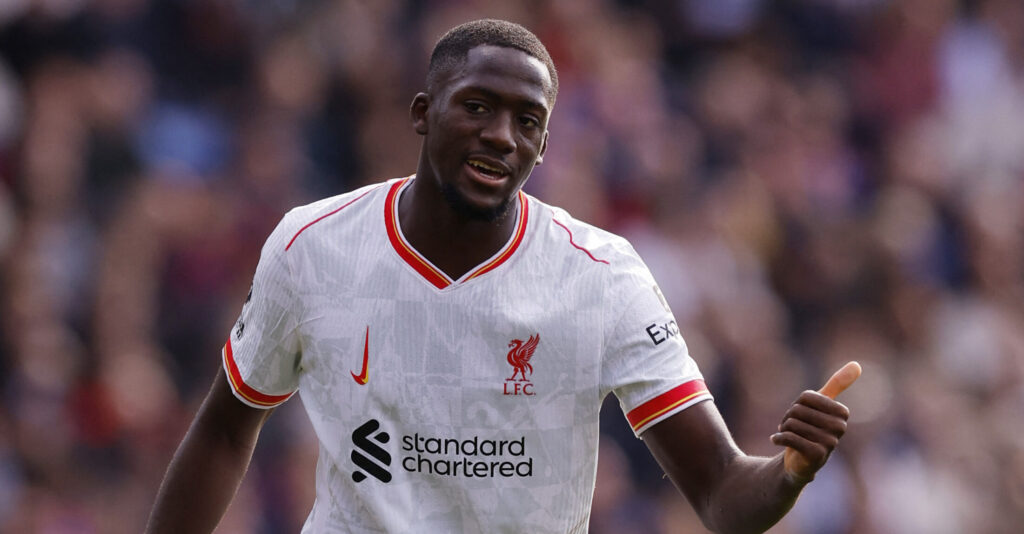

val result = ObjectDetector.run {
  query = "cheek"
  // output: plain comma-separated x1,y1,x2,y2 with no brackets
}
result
434,116,474,146
519,135,544,158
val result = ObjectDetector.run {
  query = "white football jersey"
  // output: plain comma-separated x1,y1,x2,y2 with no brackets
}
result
224,177,712,533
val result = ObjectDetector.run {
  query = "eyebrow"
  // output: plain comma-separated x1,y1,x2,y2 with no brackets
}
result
460,86,548,113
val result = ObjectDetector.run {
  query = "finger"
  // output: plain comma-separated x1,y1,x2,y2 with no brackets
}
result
783,396,850,423
772,430,826,455
780,404,848,436
772,432,828,467
819,361,862,400
779,418,841,449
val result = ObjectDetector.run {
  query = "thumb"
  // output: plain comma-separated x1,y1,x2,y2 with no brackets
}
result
780,361,862,481
818,361,862,400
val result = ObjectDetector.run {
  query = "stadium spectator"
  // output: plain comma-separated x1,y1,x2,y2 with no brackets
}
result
1,1,1022,532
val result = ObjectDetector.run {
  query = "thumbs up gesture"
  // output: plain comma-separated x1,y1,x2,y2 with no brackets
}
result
771,362,862,483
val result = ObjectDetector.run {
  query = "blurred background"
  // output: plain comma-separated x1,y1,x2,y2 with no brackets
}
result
1,0,1023,532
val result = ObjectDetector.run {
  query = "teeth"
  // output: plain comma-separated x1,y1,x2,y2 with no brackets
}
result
468,160,505,175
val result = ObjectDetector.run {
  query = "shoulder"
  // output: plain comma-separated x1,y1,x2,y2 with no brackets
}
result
277,178,397,252
528,196,651,279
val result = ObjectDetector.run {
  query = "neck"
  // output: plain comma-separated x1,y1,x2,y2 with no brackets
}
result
397,176,519,281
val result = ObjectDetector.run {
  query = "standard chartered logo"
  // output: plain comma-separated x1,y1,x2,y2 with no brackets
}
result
351,419,392,483
401,433,533,478
350,420,533,483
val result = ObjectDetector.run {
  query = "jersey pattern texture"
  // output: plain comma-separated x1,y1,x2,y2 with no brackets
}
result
223,177,712,533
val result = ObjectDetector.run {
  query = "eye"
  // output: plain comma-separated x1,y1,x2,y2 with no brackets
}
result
519,115,540,129
464,101,488,114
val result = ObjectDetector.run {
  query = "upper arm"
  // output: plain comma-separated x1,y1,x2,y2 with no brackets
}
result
597,243,735,510
224,213,305,408
599,258,711,435
196,367,276,445
641,400,742,517
145,368,273,534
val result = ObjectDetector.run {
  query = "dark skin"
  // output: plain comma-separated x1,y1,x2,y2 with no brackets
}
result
401,45,549,279
147,368,273,533
146,45,859,534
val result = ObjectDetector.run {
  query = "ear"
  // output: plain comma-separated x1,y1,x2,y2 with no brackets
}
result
535,130,549,166
410,93,430,135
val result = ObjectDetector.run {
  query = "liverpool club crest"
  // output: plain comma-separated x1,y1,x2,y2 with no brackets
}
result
504,334,539,396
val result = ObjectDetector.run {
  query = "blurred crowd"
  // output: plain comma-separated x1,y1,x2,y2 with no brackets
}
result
1,0,1023,532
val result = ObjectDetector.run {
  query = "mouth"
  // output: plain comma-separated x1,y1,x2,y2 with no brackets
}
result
466,158,510,182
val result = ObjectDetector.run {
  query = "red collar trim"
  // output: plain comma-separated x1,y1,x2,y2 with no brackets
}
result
384,177,529,289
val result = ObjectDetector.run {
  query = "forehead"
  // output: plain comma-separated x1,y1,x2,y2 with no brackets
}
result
441,45,552,111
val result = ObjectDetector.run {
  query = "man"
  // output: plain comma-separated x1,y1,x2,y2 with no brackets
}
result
147,19,860,533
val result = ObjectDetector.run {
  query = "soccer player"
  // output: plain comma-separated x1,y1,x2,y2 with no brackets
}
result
146,19,859,534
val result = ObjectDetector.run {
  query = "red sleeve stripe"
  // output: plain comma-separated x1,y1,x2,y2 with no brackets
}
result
465,191,529,281
222,339,293,407
552,219,609,264
286,184,384,251
384,178,451,289
626,379,711,432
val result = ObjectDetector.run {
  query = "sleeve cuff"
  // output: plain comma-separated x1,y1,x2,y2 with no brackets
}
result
222,339,296,409
626,379,713,436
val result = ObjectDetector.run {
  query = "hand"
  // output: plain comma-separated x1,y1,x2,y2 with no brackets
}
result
771,361,862,483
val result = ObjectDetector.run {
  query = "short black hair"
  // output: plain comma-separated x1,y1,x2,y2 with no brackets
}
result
427,19,559,107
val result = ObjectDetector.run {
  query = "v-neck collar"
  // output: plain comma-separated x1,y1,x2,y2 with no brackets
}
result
384,177,530,290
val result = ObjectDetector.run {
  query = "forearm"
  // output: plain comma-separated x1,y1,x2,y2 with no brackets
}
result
645,367,857,533
701,453,805,534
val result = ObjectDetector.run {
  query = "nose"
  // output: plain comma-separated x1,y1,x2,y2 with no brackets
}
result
479,111,516,154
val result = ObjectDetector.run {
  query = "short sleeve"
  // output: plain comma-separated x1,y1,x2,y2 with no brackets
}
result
222,216,302,409
601,256,712,437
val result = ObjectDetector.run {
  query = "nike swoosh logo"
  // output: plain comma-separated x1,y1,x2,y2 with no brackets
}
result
352,326,370,385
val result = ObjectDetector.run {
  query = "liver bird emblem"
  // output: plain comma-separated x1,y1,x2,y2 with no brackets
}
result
506,334,539,381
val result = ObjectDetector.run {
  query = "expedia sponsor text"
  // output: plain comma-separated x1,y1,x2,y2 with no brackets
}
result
646,320,679,346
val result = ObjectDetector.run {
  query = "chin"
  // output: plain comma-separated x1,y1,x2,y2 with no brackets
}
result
440,183,514,223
